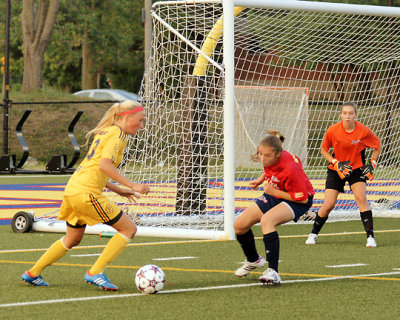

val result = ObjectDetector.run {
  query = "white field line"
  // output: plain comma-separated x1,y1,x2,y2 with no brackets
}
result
0,175,71,178
153,256,197,261
2,229,400,254
1,271,400,308
0,239,218,254
326,263,368,268
70,254,101,257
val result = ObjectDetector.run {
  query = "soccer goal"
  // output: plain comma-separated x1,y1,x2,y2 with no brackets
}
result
113,0,400,240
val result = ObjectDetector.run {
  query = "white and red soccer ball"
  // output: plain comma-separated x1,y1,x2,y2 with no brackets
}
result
135,264,165,294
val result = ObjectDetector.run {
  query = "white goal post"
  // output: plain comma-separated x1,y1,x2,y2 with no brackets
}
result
108,0,400,240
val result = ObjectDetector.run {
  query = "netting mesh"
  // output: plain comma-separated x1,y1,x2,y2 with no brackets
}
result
115,1,400,235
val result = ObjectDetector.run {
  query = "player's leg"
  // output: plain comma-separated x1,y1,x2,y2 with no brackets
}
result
306,170,344,244
234,204,265,276
306,189,339,244
260,203,293,271
351,181,376,247
258,203,293,285
22,225,85,286
86,211,136,290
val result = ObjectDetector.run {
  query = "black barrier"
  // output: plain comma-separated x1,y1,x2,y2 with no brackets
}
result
15,110,31,169
0,109,85,174
66,111,84,170
1,99,120,174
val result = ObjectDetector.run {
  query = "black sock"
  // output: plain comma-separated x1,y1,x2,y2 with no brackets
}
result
311,213,328,235
263,231,279,272
236,229,259,262
360,210,374,238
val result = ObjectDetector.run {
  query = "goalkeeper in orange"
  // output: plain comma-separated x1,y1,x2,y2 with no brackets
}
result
306,102,381,247
21,100,149,291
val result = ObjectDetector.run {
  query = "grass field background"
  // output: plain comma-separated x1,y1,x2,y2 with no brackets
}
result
1,219,400,319
0,175,399,319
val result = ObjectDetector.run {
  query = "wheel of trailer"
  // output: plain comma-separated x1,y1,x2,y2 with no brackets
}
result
11,211,34,233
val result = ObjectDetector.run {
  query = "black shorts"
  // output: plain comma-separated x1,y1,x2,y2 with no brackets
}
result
255,193,313,222
325,168,366,193
66,210,123,228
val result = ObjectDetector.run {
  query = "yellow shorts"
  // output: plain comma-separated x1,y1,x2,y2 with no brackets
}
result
58,193,122,226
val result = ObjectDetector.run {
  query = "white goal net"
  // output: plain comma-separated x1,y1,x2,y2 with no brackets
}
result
115,0,400,239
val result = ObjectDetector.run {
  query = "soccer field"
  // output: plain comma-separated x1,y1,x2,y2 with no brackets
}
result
1,219,399,319
1,175,399,319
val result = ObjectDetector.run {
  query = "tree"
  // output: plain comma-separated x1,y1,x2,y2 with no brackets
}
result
21,0,60,93
42,0,145,93
78,0,144,91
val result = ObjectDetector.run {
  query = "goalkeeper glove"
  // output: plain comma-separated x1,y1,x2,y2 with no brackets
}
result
331,159,352,179
361,159,377,181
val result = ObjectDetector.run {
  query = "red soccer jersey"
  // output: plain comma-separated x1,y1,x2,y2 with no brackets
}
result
322,121,380,170
263,150,315,201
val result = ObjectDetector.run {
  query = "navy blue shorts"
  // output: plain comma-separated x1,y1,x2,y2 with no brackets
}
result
255,193,313,222
326,168,366,193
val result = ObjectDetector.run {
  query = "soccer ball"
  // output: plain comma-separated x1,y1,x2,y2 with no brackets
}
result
135,264,165,294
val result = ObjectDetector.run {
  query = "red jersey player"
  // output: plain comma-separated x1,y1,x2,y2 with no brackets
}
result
306,102,381,247
234,130,315,285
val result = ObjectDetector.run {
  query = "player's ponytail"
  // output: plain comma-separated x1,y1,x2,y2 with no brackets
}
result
251,130,285,162
84,100,142,146
267,130,285,144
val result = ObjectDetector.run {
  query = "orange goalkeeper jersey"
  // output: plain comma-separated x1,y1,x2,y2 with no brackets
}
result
322,121,380,170
64,126,127,196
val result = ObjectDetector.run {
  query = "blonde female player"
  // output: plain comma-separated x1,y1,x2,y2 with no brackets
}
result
234,130,314,285
305,102,381,247
21,100,149,291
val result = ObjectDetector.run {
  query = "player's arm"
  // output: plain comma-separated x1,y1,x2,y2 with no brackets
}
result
105,180,142,203
361,141,381,181
249,172,265,190
321,147,352,179
99,158,150,194
263,183,308,204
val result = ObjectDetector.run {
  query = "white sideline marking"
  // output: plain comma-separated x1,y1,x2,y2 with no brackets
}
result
0,174,71,178
0,239,219,254
71,254,101,257
2,271,400,308
153,256,197,261
2,229,400,255
326,263,367,268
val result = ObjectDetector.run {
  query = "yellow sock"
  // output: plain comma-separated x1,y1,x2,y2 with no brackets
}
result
29,238,69,277
89,233,130,275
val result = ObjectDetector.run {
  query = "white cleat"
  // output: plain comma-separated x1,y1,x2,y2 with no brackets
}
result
305,233,318,245
366,235,377,247
235,256,266,277
259,268,281,286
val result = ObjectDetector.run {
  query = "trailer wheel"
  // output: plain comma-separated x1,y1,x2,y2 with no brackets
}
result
11,211,34,233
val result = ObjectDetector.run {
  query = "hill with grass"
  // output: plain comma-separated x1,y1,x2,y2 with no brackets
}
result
1,88,114,169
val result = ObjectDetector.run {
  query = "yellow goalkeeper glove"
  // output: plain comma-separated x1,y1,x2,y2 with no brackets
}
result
331,159,352,179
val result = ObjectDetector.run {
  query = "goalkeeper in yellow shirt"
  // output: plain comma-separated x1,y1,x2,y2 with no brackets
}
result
21,100,149,291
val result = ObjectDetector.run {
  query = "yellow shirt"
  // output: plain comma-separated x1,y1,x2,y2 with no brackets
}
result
64,126,127,196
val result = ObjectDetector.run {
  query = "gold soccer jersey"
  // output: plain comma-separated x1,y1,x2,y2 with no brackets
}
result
65,126,127,196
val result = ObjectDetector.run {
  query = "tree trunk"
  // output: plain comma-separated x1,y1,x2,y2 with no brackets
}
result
82,31,97,90
21,0,60,93
23,45,44,90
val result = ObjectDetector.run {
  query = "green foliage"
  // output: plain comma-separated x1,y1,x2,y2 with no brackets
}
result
43,0,145,93
0,1,24,84
1,0,146,93
0,0,398,94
